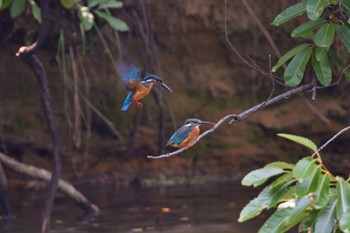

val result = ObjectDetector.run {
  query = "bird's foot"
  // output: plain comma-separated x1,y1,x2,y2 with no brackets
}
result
133,101,143,108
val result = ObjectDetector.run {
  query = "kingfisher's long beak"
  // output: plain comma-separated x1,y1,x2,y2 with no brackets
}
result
160,82,173,93
198,121,214,125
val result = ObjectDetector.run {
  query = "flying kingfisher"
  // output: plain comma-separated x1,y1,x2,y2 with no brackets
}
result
166,118,214,148
117,61,173,111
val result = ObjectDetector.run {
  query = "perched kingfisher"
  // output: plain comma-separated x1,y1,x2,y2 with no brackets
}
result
117,61,173,111
166,118,214,148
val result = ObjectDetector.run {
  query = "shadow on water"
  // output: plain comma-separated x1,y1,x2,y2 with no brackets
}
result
5,182,266,233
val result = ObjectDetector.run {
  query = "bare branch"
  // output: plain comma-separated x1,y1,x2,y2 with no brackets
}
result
311,126,350,158
0,152,99,214
147,82,314,159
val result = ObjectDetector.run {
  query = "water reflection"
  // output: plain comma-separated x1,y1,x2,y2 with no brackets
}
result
7,182,265,233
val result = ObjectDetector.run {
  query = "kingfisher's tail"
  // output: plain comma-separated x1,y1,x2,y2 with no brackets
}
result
121,92,133,111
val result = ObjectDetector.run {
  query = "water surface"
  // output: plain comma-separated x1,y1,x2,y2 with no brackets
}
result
5,182,265,233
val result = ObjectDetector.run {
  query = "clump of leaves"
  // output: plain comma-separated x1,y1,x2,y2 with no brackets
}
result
239,133,350,233
271,0,350,87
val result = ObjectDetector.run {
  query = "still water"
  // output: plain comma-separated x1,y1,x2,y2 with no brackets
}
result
5,182,265,233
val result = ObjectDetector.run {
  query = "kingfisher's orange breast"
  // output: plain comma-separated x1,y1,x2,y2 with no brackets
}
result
178,126,200,148
133,83,153,101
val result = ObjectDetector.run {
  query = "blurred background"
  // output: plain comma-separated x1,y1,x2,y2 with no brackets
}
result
0,0,349,232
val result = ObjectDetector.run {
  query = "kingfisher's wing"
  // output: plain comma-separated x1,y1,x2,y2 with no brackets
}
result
117,61,142,90
121,91,135,111
167,125,192,145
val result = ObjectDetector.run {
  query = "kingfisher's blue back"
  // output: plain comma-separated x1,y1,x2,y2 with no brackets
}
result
167,124,195,145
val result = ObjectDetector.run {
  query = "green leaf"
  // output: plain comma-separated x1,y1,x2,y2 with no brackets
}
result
339,0,350,11
265,161,295,170
298,209,321,232
29,0,41,23
257,208,293,233
284,46,312,86
239,180,293,222
293,157,317,182
98,0,123,9
272,43,310,72
269,172,294,189
306,0,328,20
340,208,350,231
242,167,284,187
286,197,310,225
0,0,12,10
88,0,106,7
10,0,25,18
292,18,324,38
94,10,129,31
277,133,318,152
272,1,307,26
314,23,335,48
335,24,350,53
313,173,330,209
336,177,350,220
314,196,337,233
0,0,2,8
315,46,328,61
60,0,74,9
327,48,350,80
312,49,332,86
295,166,320,197
79,6,94,31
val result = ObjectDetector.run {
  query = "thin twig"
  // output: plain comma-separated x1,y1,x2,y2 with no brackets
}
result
311,126,350,158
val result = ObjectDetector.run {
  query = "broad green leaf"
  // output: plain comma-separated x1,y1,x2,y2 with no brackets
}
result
313,173,330,209
272,1,307,26
339,0,350,11
277,133,318,152
88,0,106,7
298,209,321,232
292,18,324,38
286,197,310,225
327,48,350,80
242,167,284,187
239,180,293,222
0,0,12,10
314,23,335,48
0,0,2,8
265,161,295,170
293,157,317,182
239,187,274,222
79,6,94,31
29,0,41,23
306,0,328,20
336,177,350,220
295,166,320,197
98,0,123,9
340,208,350,231
314,196,337,233
10,0,25,17
272,43,310,72
257,208,293,233
312,49,332,86
284,46,312,86
94,10,129,31
315,46,328,61
267,172,294,189
335,24,350,53
60,0,74,9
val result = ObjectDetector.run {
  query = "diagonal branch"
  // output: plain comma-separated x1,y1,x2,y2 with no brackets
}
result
0,152,99,214
148,82,315,159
